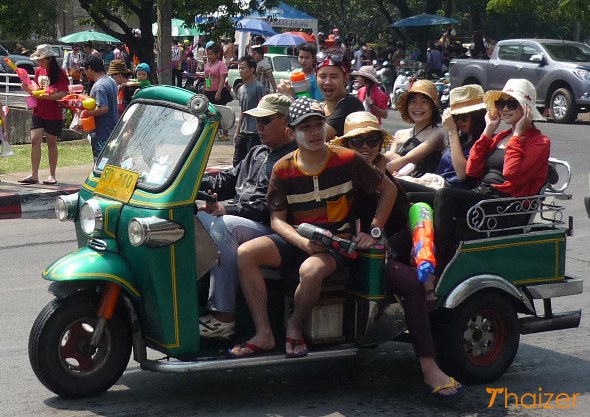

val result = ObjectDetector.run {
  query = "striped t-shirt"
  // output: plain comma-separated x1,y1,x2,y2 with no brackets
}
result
267,145,383,238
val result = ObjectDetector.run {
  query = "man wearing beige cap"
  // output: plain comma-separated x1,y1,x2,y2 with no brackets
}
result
196,93,297,339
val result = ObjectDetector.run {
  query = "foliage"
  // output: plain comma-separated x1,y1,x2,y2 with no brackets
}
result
0,0,57,39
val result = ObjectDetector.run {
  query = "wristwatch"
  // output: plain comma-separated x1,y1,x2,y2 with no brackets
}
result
370,227,384,240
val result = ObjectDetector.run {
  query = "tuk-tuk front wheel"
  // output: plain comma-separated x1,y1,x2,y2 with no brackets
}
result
433,292,520,384
28,295,131,398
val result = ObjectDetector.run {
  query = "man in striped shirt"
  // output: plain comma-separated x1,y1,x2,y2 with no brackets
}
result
230,98,397,358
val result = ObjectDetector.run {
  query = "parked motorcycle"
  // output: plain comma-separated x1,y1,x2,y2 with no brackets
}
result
28,86,582,399
183,70,205,94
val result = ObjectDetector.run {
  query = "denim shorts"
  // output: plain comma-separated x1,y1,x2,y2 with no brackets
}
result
267,233,349,270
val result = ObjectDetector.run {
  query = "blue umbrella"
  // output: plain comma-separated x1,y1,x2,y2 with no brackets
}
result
263,33,305,47
391,13,458,27
236,18,276,36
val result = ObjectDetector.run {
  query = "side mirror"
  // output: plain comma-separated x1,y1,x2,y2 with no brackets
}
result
530,53,545,65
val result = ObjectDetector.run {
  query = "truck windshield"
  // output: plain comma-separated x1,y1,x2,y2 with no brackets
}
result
542,43,590,63
94,102,200,189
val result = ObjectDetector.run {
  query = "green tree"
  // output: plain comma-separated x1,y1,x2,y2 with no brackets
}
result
0,0,57,39
77,0,276,81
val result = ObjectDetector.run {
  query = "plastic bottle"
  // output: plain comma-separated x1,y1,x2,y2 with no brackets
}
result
290,71,311,98
408,203,436,282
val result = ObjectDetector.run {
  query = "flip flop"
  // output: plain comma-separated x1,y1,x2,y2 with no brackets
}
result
285,336,308,358
18,177,39,184
227,342,272,359
430,377,465,400
43,179,58,185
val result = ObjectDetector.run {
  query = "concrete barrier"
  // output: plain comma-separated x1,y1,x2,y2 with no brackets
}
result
4,107,83,144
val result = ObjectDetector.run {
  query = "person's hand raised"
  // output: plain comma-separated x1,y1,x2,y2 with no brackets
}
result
441,108,456,132
483,110,501,137
514,104,533,137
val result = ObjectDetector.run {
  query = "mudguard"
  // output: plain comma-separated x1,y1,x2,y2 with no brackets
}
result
42,247,141,301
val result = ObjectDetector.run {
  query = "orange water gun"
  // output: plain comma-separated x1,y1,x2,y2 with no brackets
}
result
409,202,436,282
59,94,96,111
3,57,38,90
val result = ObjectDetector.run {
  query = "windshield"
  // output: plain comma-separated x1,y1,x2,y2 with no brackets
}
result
542,43,590,63
95,102,201,189
273,56,299,72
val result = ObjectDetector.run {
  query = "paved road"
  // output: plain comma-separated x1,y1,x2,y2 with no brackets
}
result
0,111,589,416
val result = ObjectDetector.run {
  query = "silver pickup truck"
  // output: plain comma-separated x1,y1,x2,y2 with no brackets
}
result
450,39,590,124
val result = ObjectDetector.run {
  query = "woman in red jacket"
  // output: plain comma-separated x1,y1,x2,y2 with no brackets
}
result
352,65,389,124
432,78,550,273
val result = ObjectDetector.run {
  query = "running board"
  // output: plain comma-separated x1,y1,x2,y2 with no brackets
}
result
520,310,581,335
140,347,358,373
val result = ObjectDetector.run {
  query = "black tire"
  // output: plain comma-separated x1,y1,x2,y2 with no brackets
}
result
549,87,577,124
433,292,520,384
462,77,481,86
197,80,205,94
28,295,131,398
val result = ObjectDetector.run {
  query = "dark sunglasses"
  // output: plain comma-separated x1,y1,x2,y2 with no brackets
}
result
452,114,470,123
494,99,520,111
349,135,382,148
256,115,279,126
316,52,344,63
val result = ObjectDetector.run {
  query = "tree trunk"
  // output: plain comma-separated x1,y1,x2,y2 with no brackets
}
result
157,0,172,85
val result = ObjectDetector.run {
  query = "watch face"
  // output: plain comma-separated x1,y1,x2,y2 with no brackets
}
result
371,228,381,239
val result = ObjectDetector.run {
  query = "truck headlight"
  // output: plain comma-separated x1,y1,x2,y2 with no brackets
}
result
55,193,79,222
128,217,184,247
80,199,103,237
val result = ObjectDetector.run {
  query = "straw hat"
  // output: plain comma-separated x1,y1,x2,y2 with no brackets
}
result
351,65,380,84
106,59,132,76
397,79,440,123
330,111,394,149
449,84,486,115
483,78,544,121
30,44,58,60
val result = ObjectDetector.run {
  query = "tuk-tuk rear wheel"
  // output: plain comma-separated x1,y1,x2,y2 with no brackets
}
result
433,292,520,384
28,295,131,398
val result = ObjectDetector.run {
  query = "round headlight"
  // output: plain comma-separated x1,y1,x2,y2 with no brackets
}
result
128,219,147,246
80,199,103,236
189,94,209,113
55,193,79,222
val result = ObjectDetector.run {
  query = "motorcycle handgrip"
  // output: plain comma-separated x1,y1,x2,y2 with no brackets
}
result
196,190,217,202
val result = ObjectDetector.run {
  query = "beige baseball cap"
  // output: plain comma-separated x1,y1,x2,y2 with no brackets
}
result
244,93,293,117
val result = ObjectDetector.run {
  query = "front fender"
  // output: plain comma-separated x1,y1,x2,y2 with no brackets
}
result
441,274,534,314
43,247,141,301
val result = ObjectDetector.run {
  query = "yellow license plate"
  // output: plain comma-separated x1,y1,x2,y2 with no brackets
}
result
95,165,139,203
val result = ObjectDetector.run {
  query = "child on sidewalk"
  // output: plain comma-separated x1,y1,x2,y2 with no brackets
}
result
232,55,266,166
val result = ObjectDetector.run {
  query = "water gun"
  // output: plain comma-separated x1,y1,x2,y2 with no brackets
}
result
59,94,96,111
297,223,357,259
290,71,311,98
3,57,38,90
409,202,436,283
31,86,56,98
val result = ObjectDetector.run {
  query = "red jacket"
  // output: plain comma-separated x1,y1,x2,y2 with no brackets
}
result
466,128,550,197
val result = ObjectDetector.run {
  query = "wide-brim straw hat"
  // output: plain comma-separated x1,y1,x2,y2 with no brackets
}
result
351,65,380,84
330,111,394,149
483,78,544,121
449,84,486,115
397,79,440,123
106,59,132,75
30,44,58,60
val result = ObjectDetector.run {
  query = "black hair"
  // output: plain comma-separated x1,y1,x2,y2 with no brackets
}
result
86,56,105,73
463,109,486,145
407,92,442,125
206,43,222,55
238,55,257,70
251,46,264,56
298,42,317,57
48,56,68,85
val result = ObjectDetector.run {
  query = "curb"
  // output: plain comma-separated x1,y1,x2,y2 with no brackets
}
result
0,165,234,217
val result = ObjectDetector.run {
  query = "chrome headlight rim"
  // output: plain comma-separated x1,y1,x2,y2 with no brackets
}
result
128,216,184,248
55,193,79,222
189,94,209,114
80,199,103,237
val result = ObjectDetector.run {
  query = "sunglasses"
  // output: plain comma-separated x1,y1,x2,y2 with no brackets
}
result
452,114,470,123
349,134,382,148
316,52,344,63
494,99,520,111
256,115,280,126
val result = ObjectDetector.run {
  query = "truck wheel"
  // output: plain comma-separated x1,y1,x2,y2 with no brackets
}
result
28,295,131,398
549,88,577,124
433,292,520,384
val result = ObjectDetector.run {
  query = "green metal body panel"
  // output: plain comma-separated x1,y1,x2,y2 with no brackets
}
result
437,229,566,297
43,247,140,299
44,86,222,358
348,246,386,300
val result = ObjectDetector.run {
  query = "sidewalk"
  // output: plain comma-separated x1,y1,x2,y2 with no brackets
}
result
0,140,235,216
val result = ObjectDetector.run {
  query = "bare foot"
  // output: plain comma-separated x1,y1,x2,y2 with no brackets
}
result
228,333,274,357
285,321,308,357
423,368,462,396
